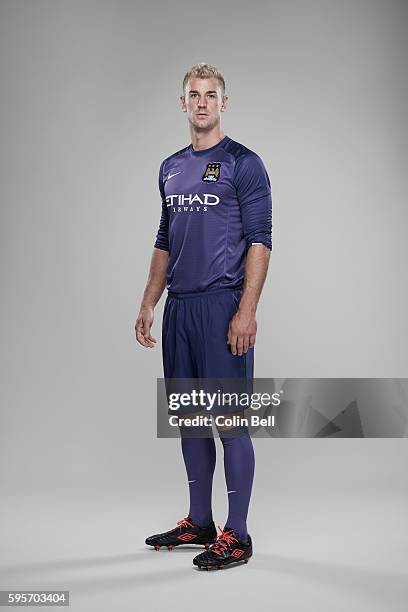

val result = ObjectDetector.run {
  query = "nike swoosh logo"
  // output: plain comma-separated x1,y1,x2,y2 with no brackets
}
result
188,480,196,483
166,171,181,181
227,490,237,494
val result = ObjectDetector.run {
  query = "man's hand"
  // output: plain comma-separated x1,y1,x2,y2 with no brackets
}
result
135,306,157,348
134,248,168,348
227,308,257,356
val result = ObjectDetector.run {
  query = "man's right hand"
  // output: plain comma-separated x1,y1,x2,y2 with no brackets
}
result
135,306,157,348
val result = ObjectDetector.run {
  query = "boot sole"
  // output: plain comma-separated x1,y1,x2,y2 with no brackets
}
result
196,553,252,570
147,540,216,551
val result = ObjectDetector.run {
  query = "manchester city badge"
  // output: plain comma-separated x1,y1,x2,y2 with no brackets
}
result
202,162,221,182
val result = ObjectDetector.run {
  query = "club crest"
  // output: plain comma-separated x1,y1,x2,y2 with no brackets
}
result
202,162,221,182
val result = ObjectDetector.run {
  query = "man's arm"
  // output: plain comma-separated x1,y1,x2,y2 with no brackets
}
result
227,244,270,356
229,150,273,356
135,247,168,348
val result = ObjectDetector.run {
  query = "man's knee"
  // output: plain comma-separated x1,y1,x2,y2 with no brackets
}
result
215,412,249,438
177,411,214,438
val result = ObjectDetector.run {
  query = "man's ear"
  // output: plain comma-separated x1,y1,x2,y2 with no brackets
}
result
180,95,187,112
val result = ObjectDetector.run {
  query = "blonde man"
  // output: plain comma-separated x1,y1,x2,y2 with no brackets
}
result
136,63,272,570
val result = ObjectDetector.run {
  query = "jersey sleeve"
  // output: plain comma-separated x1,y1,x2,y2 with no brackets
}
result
153,160,169,251
233,152,272,250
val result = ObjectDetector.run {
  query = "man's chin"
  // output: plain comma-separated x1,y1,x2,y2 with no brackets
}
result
190,119,217,131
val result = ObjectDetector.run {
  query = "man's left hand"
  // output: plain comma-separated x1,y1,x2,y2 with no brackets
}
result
227,310,257,356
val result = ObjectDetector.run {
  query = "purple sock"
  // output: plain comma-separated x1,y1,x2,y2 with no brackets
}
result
220,429,255,542
179,426,216,527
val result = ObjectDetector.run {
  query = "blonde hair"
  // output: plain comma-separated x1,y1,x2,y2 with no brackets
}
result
182,63,226,95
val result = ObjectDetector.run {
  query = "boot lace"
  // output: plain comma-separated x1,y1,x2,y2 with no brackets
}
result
176,516,194,529
211,526,237,556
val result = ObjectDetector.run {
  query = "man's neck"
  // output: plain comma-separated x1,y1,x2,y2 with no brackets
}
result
190,129,225,152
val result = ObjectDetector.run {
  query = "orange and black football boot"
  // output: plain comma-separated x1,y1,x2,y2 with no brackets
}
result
193,526,252,569
145,516,217,551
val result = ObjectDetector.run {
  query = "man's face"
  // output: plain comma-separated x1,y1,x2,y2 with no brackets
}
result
181,77,228,131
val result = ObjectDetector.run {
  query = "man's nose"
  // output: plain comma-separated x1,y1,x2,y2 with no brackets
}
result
198,98,207,107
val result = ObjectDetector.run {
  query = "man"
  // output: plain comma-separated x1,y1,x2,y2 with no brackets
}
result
135,63,272,570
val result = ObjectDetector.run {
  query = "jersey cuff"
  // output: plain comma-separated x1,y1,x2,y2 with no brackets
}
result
154,242,169,252
245,234,272,250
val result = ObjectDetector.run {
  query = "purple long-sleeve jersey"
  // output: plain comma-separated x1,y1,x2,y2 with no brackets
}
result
154,134,272,293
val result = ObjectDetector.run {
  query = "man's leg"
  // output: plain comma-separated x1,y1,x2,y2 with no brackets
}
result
163,295,216,528
145,296,218,550
194,289,255,543
216,416,255,543
178,413,216,527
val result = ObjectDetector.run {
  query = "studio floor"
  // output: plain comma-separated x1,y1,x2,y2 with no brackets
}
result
1,484,407,612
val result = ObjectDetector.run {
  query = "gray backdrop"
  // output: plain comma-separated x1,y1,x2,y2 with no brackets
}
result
0,1,407,610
